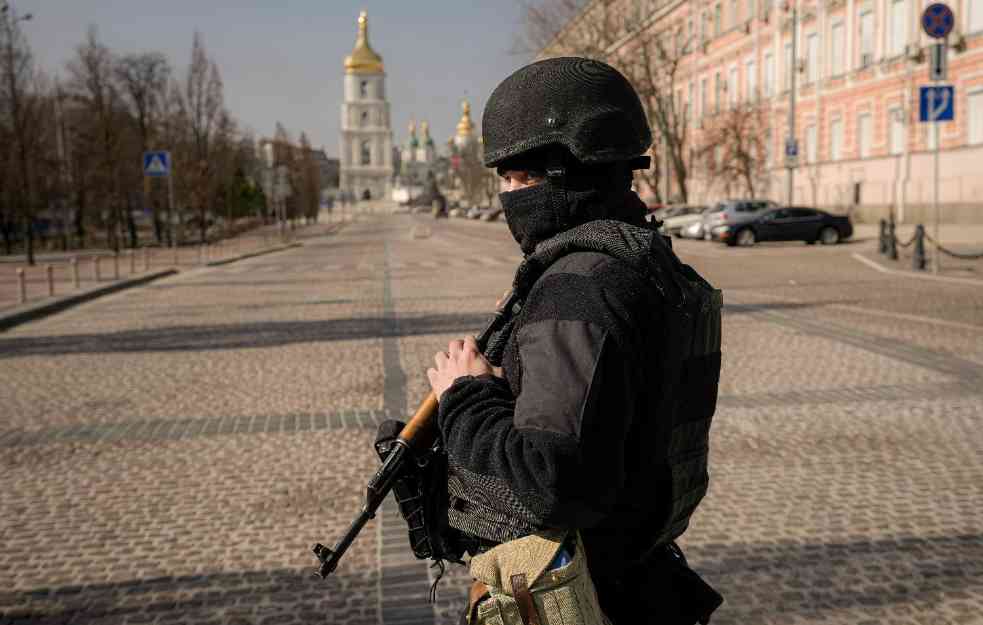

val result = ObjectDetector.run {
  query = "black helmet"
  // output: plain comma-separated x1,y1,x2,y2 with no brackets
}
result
481,57,651,169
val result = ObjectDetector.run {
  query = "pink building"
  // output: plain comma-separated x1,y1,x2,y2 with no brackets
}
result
543,0,983,223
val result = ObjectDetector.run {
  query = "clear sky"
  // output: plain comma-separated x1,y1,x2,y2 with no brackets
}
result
15,1,533,157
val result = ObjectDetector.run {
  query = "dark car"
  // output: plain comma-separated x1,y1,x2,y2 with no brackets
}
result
719,207,853,247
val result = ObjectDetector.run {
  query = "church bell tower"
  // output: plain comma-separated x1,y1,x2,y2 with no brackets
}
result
339,10,393,201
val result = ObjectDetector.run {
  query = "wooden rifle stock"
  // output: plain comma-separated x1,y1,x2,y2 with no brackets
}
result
312,290,519,579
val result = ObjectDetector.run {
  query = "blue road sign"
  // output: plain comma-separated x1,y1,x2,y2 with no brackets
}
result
143,151,171,177
922,3,955,39
785,138,798,157
919,85,955,122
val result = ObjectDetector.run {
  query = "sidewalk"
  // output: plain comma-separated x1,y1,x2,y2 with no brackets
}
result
0,220,341,316
852,223,983,246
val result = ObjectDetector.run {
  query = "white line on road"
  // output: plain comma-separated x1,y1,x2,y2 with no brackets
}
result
851,253,983,287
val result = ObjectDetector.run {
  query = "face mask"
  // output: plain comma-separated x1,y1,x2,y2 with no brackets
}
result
499,183,559,256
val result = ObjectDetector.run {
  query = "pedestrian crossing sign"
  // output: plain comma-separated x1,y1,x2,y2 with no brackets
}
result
143,151,171,177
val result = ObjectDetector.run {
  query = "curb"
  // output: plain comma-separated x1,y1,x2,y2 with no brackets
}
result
851,252,983,286
205,242,302,267
0,269,178,333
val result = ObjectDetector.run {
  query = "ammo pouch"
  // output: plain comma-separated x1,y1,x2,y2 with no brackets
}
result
466,532,609,625
374,420,473,566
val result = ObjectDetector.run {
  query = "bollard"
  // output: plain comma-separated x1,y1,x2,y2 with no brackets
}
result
46,265,54,297
94,256,102,282
144,247,150,271
887,218,898,261
71,258,80,289
878,219,887,255
16,268,26,303
130,249,136,274
913,224,927,271
113,252,120,280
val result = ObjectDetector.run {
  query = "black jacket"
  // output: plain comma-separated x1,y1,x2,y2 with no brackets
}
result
436,189,721,619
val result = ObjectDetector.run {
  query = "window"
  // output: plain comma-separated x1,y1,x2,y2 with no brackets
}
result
748,0,755,20
701,11,708,42
688,18,694,46
764,51,774,96
360,140,371,165
689,81,696,119
729,66,738,106
830,22,845,76
715,3,722,35
806,124,817,163
889,0,906,57
715,72,723,112
359,80,369,98
784,42,794,91
972,1,983,33
746,58,757,101
969,91,983,145
806,33,820,84
730,0,738,28
860,10,875,67
701,77,709,116
889,107,904,155
360,110,369,127
858,113,873,158
830,118,843,160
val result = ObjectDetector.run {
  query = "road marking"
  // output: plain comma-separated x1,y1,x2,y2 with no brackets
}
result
852,253,983,286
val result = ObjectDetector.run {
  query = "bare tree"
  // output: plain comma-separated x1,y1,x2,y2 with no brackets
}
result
67,26,126,252
182,32,224,243
515,0,618,60
116,51,170,244
697,102,768,198
1,5,47,263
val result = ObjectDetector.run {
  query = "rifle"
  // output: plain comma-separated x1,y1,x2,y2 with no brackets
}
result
312,290,520,579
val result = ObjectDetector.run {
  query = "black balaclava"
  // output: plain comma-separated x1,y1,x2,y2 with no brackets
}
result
499,151,649,256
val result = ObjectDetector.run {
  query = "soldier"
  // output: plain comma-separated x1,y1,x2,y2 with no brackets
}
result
385,57,724,625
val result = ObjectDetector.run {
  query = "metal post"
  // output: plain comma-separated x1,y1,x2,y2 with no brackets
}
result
887,217,898,261
933,111,941,274
913,224,927,271
71,257,80,289
16,268,26,303
46,265,54,297
786,2,798,208
878,219,887,254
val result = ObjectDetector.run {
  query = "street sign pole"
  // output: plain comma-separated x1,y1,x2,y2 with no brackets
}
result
922,2,955,274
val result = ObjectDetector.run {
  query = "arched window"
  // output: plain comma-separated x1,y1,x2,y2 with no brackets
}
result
360,110,369,127
361,140,371,165
360,80,369,98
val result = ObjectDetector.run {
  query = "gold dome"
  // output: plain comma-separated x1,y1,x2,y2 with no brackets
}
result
456,100,474,137
344,11,384,75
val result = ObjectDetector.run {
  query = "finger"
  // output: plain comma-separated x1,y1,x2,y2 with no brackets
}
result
448,339,465,356
434,351,448,368
492,366,503,377
463,335,480,354
426,368,438,384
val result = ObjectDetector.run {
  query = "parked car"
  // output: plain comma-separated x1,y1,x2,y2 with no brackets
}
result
702,199,779,241
678,206,719,239
718,207,853,246
659,205,706,237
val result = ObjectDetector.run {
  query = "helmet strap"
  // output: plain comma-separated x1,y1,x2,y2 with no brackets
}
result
545,150,568,231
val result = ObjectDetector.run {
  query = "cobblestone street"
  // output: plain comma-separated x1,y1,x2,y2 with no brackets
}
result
1,212,981,625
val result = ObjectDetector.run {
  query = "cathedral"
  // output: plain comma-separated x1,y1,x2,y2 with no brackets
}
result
339,11,393,201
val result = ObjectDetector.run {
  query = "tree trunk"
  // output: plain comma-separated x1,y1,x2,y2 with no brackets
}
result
126,195,138,248
24,217,35,266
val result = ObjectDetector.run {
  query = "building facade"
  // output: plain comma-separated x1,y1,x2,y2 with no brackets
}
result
339,11,394,201
544,0,983,223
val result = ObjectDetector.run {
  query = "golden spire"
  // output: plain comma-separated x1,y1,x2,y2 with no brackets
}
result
408,119,417,135
456,100,474,137
344,10,384,75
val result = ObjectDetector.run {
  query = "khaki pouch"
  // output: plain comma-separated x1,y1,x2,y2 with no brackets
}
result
467,531,610,625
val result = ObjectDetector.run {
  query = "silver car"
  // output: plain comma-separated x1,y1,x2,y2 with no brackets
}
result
702,199,779,241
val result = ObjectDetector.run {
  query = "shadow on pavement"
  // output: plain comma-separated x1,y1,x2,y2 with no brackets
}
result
0,313,491,358
1,533,980,623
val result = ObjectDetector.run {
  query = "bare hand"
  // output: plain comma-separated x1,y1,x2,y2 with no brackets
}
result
428,336,500,401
